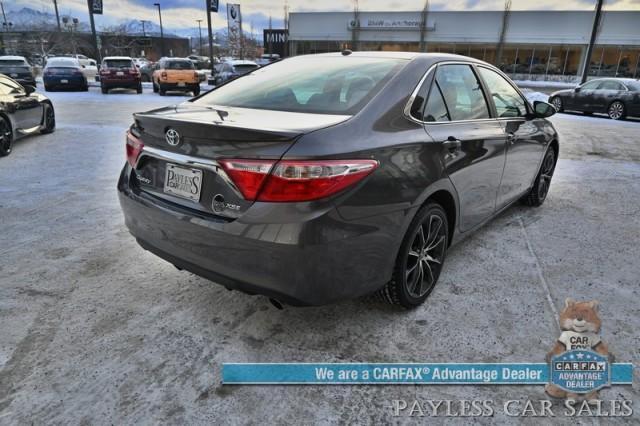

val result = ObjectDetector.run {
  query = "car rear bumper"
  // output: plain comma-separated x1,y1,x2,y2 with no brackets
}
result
101,79,140,88
43,76,86,87
117,164,399,305
159,82,199,91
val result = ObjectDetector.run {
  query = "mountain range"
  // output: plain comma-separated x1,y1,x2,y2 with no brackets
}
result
4,7,226,39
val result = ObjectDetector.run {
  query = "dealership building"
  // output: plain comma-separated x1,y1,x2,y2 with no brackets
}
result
288,10,640,80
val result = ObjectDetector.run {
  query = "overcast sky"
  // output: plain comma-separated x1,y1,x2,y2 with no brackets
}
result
7,0,640,33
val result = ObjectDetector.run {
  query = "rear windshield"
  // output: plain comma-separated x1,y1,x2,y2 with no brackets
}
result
234,64,259,74
624,80,640,91
0,59,27,66
46,59,78,68
165,61,194,70
195,57,406,115
104,59,133,68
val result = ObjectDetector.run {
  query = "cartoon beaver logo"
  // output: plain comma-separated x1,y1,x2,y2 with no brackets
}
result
545,298,614,401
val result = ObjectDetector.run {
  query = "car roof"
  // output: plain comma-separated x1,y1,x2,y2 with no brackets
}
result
293,51,490,66
0,55,27,61
160,57,191,61
103,56,133,60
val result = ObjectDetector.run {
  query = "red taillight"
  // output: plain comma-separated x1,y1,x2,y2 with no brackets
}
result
218,159,276,200
126,132,144,167
219,159,378,202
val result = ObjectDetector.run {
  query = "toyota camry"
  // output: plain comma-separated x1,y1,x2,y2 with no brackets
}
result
118,52,558,308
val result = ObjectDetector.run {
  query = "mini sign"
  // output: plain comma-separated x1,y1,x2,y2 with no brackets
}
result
209,0,219,13
550,350,610,394
90,0,103,15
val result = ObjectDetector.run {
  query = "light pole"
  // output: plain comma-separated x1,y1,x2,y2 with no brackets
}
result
580,0,604,84
196,19,203,55
52,0,61,31
153,3,165,57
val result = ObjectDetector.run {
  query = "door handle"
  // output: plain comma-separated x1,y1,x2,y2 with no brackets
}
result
443,136,461,153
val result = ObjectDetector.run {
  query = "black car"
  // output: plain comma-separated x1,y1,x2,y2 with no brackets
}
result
118,52,558,308
550,78,640,120
139,62,156,82
0,56,36,87
0,74,55,157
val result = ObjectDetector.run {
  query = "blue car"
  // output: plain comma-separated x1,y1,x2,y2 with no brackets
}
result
43,57,88,91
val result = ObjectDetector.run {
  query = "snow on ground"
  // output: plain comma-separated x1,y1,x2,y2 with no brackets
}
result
513,80,576,89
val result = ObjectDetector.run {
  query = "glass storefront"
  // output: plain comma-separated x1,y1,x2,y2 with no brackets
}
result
588,45,640,77
291,40,639,78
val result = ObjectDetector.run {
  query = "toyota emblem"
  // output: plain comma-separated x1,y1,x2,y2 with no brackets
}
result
165,128,181,146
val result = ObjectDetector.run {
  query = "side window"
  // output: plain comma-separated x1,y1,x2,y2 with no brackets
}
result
409,75,431,120
599,80,624,91
478,67,528,118
435,64,490,121
423,82,450,122
0,77,12,95
0,76,23,94
581,80,601,90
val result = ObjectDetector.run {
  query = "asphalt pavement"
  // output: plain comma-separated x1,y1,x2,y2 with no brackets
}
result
0,87,638,424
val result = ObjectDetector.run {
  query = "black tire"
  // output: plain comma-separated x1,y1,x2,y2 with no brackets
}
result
0,116,13,157
44,85,52,92
40,103,55,134
136,84,143,94
607,100,626,120
379,202,449,308
152,81,159,93
141,74,150,82
550,96,563,112
101,86,108,94
159,86,166,96
193,86,200,96
81,83,89,92
522,146,556,207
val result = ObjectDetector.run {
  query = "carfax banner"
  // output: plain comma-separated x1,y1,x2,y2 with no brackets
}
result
223,362,633,386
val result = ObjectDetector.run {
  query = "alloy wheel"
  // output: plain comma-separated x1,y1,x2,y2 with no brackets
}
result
45,106,55,131
537,149,555,200
405,214,447,298
608,101,624,120
551,97,562,111
0,118,12,155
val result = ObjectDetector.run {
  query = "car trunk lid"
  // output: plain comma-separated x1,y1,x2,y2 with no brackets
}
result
130,103,350,219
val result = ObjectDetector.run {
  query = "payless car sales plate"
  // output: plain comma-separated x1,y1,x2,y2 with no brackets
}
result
164,164,203,201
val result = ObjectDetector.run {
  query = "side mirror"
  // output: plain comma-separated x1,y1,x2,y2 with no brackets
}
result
574,87,581,93
533,101,556,118
23,85,36,95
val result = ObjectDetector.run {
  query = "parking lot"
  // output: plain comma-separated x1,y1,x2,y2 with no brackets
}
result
1,88,639,423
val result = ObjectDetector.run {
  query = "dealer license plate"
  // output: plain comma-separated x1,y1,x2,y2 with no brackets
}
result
177,82,185,87
116,71,124,76
10,73,18,77
164,164,202,201
61,79,68,84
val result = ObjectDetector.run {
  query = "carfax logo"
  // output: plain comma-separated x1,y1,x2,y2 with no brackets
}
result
546,299,614,401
